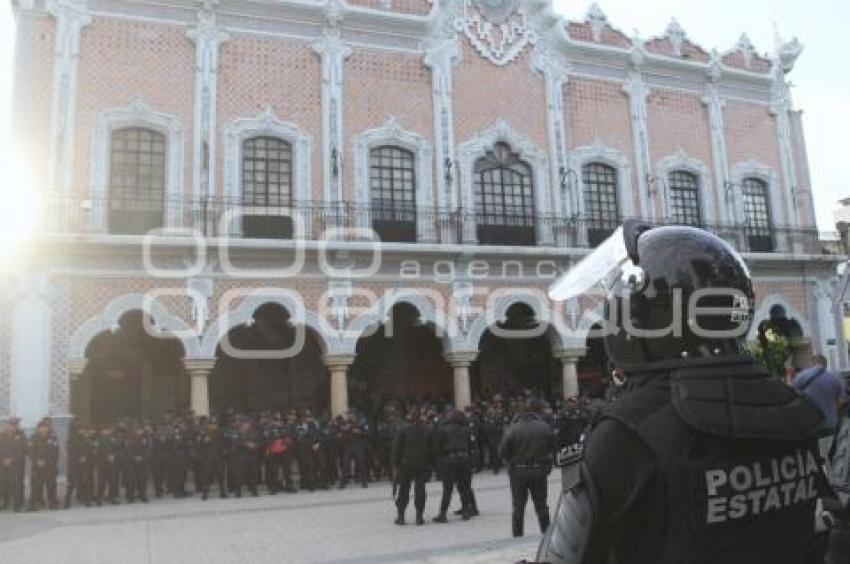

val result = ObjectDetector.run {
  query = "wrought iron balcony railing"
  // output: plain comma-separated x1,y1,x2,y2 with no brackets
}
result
40,195,828,255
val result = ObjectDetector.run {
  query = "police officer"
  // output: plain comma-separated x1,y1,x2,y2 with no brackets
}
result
28,418,60,510
539,222,827,563
151,418,172,497
196,418,228,500
825,398,850,564
64,420,89,508
95,425,121,505
264,413,291,494
168,421,190,498
124,424,151,503
296,410,321,492
433,407,475,523
392,409,433,526
232,419,260,497
499,398,555,537
0,417,27,511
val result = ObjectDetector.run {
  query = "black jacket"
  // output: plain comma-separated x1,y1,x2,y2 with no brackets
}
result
393,422,433,470
499,412,556,467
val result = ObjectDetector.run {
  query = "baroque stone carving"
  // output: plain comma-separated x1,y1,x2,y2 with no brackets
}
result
455,0,537,66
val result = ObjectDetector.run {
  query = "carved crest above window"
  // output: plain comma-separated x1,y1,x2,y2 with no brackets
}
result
456,0,537,66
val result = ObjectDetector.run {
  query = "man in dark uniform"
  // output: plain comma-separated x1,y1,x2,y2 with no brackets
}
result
0,417,27,511
64,420,90,508
433,407,475,523
539,222,827,564
28,418,60,510
196,418,228,500
499,398,556,537
296,410,321,491
168,420,190,498
151,418,172,497
264,413,291,494
350,411,370,488
95,425,121,505
482,405,506,474
392,409,433,526
232,419,260,497
124,424,151,503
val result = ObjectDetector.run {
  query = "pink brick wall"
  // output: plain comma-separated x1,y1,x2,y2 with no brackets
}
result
723,100,788,226
565,22,632,49
343,48,433,203
453,42,548,153
14,15,54,193
647,89,717,221
74,19,195,198
217,34,322,200
564,77,639,216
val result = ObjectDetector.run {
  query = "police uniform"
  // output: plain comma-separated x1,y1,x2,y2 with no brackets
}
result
0,421,27,511
433,411,475,522
151,423,172,497
539,222,827,564
196,424,228,500
124,429,151,502
28,424,60,510
499,406,556,537
95,429,121,505
233,424,261,497
295,418,321,491
825,413,850,563
392,415,433,525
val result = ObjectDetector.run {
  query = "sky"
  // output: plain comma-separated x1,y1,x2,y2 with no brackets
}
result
0,0,846,233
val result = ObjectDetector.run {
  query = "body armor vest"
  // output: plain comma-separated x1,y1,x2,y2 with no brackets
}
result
599,358,825,564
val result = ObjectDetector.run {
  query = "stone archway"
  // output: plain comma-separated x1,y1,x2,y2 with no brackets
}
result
72,310,187,425
349,302,453,413
207,302,330,415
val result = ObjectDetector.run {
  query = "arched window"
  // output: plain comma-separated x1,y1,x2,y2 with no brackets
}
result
369,145,416,242
473,142,536,246
582,162,619,246
742,177,774,252
668,170,702,227
241,136,293,239
108,127,166,234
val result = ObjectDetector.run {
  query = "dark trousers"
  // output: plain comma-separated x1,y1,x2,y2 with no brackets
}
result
233,453,259,495
396,466,428,516
168,455,188,496
826,513,850,564
29,462,58,508
297,446,317,490
265,452,294,492
198,458,227,497
339,443,367,486
152,455,169,496
124,460,148,501
65,461,94,506
0,462,25,510
96,462,119,503
509,466,550,537
438,461,473,516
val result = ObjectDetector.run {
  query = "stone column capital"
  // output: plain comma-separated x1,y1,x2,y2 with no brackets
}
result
554,348,587,362
184,358,215,375
68,357,87,375
444,351,478,367
323,354,357,370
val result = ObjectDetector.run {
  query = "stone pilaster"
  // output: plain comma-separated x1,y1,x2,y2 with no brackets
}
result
554,348,586,401
185,358,215,418
622,52,653,221
324,354,356,417
445,352,478,410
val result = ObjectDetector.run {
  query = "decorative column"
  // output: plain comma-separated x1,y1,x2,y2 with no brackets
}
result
187,1,229,212
313,25,352,206
185,358,214,418
423,38,460,243
622,50,653,221
555,348,586,401
445,352,477,410
324,354,355,417
46,0,92,195
10,274,53,428
532,47,569,246
770,38,804,248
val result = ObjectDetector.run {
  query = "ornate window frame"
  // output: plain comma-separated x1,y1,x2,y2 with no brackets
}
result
569,140,633,219
223,107,311,237
656,149,713,225
731,159,782,229
89,98,185,232
353,116,434,242
457,120,551,244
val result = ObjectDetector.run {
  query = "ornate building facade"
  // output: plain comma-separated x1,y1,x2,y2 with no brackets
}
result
4,0,846,431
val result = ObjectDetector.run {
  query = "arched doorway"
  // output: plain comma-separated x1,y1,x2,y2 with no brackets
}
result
349,303,452,411
471,303,558,400
208,303,328,414
71,310,186,425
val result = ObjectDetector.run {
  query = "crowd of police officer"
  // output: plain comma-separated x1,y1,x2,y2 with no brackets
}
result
0,392,594,515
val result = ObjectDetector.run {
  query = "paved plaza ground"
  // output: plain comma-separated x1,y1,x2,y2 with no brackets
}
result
0,472,562,563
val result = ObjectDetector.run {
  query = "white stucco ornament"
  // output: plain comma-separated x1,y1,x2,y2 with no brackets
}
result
456,0,537,66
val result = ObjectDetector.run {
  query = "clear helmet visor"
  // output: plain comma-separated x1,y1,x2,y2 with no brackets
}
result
548,227,630,302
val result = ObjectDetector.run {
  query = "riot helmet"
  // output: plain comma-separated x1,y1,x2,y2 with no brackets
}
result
550,221,754,370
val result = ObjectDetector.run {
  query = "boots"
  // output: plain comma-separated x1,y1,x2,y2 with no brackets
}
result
415,511,424,526
432,514,448,523
394,508,405,526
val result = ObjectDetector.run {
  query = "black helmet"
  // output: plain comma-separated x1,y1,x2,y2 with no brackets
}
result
602,223,754,369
